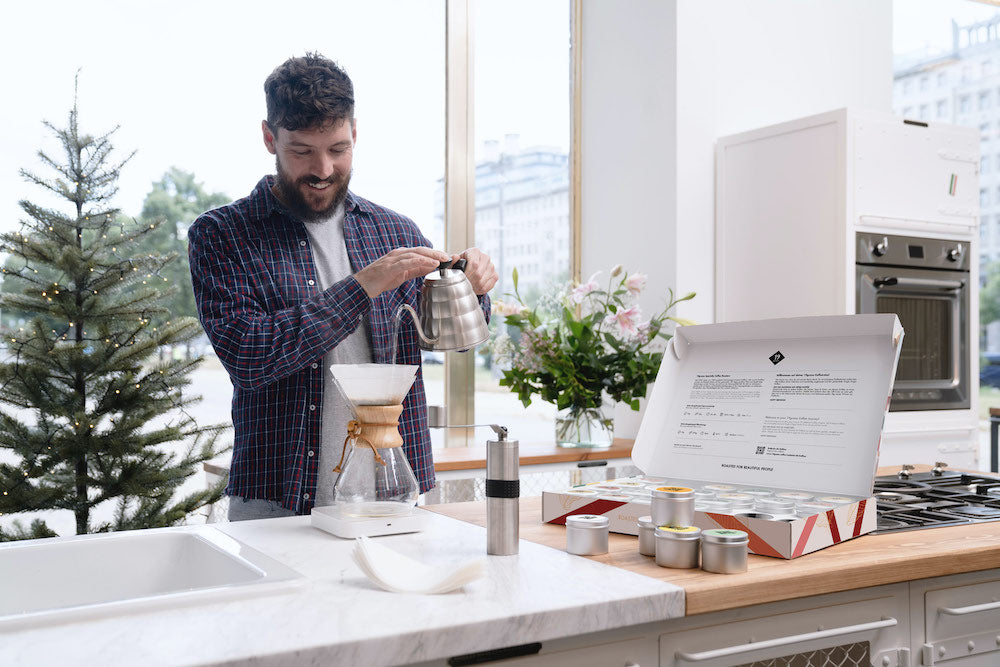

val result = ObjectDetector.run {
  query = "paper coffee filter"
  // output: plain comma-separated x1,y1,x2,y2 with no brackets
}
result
330,364,418,405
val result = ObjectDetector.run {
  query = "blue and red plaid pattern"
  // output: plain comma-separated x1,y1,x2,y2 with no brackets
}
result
188,175,490,514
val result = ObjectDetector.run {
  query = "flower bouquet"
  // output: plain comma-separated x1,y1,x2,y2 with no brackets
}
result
491,266,694,447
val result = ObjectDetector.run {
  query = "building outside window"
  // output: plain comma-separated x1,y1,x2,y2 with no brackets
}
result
894,2,1000,354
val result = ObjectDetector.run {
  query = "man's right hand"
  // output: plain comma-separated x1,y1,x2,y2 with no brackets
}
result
354,246,452,298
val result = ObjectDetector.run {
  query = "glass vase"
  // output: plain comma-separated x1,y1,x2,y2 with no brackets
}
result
555,405,614,448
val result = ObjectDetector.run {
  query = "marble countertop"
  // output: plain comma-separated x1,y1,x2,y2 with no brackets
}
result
2,511,683,666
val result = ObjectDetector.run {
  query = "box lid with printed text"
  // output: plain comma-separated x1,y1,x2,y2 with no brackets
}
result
632,314,904,499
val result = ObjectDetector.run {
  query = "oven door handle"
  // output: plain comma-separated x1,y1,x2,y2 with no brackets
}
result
870,276,965,291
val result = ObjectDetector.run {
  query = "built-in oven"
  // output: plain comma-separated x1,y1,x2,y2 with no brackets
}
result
856,231,970,411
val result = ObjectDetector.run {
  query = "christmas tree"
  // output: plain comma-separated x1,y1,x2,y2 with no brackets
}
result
0,80,229,540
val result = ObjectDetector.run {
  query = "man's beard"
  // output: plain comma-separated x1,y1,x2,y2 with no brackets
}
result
274,157,350,223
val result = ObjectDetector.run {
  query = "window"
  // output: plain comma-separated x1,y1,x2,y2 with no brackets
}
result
981,90,992,109
919,104,929,119
938,71,948,88
983,156,991,173
920,75,929,91
937,99,948,117
470,0,572,443
982,188,990,208
960,95,971,113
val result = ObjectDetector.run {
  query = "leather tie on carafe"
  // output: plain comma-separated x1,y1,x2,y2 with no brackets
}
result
332,418,399,472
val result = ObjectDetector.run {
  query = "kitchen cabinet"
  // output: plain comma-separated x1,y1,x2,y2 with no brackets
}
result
658,584,909,667
912,569,1000,666
422,572,1000,667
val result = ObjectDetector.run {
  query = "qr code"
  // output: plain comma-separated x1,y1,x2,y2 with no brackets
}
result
755,446,766,454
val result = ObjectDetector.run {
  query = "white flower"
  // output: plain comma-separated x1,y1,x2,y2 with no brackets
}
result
490,332,515,364
625,273,647,296
495,300,525,317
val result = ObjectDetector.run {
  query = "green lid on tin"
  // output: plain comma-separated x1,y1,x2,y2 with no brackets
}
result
702,528,748,543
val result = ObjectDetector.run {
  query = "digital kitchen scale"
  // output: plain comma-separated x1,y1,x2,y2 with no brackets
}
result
310,505,433,539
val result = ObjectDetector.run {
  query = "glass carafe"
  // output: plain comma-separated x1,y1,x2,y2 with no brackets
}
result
333,404,419,517
329,364,420,519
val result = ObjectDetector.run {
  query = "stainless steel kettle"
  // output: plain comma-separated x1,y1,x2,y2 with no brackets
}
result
394,259,490,354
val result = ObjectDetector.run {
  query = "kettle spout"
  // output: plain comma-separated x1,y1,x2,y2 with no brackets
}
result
390,304,438,364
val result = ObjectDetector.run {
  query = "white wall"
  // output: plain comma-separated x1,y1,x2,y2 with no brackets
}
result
580,0,677,321
581,0,894,325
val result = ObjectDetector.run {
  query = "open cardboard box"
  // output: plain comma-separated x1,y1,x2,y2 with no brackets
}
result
542,314,904,558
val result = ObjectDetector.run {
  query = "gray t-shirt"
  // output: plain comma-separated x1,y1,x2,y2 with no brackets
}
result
302,203,374,506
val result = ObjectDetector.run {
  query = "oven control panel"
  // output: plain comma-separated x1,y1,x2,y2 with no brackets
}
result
857,232,969,271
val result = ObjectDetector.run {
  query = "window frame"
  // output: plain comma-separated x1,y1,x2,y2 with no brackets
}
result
441,0,580,446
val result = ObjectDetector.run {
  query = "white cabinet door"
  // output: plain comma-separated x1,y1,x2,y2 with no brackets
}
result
659,585,909,667
913,570,1000,666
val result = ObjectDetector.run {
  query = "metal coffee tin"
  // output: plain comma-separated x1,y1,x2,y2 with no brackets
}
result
637,516,656,556
716,492,754,509
695,498,733,513
756,497,795,512
565,514,610,555
701,528,749,574
654,525,701,569
651,486,695,527
776,491,814,502
817,495,853,505
732,511,776,521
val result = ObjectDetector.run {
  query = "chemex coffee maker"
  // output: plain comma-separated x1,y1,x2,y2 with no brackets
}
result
310,260,493,539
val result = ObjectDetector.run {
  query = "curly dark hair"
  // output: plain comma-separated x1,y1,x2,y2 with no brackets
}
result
264,52,354,132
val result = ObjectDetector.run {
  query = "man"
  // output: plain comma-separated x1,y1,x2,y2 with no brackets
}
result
188,53,497,520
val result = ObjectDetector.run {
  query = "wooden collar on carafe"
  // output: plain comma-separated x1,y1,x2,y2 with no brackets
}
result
333,404,404,473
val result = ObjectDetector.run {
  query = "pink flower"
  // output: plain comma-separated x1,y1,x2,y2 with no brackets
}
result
570,272,601,304
625,273,647,295
604,306,640,336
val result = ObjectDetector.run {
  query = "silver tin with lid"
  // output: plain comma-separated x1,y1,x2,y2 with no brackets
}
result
637,516,656,556
565,514,610,555
654,525,702,569
756,497,795,512
650,486,695,527
732,511,776,521
695,498,733,513
716,492,755,509
776,491,814,503
701,528,749,574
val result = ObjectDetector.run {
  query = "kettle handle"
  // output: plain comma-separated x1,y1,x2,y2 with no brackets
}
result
437,258,468,273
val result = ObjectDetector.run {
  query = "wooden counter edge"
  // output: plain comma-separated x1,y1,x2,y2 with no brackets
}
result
432,438,634,472
425,494,1000,617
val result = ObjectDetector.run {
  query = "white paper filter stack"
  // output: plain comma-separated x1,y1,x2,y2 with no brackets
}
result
351,536,485,594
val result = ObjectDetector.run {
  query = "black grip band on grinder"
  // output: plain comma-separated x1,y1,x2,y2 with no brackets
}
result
486,479,520,498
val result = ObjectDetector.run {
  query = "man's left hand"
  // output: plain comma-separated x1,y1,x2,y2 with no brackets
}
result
452,247,498,296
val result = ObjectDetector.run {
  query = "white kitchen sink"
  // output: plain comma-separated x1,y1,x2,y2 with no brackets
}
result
0,525,302,630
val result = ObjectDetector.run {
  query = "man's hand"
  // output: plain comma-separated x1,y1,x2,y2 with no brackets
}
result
354,246,451,298
453,247,498,296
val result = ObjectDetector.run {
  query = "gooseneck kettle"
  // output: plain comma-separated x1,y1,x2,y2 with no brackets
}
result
392,259,490,356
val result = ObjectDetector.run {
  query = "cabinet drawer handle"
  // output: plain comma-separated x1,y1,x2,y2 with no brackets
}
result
939,600,1000,615
675,617,898,663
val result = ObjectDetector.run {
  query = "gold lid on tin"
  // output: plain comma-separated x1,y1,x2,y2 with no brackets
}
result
656,525,701,535
655,486,693,493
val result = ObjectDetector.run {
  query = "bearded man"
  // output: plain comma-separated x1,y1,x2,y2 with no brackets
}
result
188,53,497,520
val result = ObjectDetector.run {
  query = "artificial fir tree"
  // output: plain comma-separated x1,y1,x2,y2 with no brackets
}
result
0,83,228,540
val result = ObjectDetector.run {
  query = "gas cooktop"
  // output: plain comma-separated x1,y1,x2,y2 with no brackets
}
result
874,466,1000,534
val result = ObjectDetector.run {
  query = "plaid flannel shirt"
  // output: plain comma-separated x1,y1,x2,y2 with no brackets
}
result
188,175,490,514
